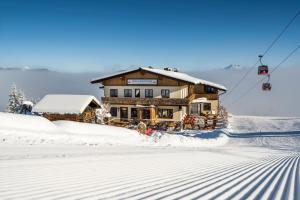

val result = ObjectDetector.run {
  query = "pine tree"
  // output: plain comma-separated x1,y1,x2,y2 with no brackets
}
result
6,83,19,113
5,83,25,113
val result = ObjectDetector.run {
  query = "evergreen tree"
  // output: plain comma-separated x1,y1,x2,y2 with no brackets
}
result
5,83,25,113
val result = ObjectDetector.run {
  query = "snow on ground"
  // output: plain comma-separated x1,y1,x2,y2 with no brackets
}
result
0,112,227,147
227,114,300,133
0,113,299,199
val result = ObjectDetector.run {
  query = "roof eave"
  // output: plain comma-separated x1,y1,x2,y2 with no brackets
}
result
90,68,142,84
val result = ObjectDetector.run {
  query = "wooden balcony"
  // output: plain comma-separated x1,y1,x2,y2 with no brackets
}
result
188,93,219,101
101,97,189,106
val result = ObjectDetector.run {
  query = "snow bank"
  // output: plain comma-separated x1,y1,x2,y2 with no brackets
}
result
0,112,68,144
0,112,149,145
0,112,227,147
0,112,59,132
156,131,228,147
53,120,150,145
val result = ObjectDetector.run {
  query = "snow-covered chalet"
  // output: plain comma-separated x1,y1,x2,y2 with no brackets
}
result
33,94,101,123
91,67,227,125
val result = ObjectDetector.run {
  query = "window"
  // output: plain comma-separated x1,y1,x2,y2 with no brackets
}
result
145,89,153,98
161,89,170,98
110,89,118,97
203,103,211,111
191,103,199,114
110,107,117,117
131,108,138,118
124,89,132,97
135,89,140,98
158,108,173,119
204,85,216,94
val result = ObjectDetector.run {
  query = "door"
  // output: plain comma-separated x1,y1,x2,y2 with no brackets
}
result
142,109,150,119
120,107,128,120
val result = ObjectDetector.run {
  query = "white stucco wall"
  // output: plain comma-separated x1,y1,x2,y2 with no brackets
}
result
104,86,188,98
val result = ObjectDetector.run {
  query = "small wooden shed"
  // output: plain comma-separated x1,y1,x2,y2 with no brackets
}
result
32,94,101,123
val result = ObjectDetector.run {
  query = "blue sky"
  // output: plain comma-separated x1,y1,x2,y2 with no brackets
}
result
0,0,299,72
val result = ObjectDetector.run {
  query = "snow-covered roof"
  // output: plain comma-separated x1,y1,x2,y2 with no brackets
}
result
22,101,34,106
32,94,100,114
91,67,227,91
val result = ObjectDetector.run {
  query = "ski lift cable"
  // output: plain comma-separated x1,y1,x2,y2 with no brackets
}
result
224,10,300,98
227,45,300,107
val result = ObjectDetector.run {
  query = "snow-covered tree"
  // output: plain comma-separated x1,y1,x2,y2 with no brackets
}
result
5,83,26,113
95,103,111,124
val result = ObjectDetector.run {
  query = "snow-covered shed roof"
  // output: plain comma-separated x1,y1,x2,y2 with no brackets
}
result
91,67,227,91
32,94,101,114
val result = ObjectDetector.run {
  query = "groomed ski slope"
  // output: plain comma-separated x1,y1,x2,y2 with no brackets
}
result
0,113,299,200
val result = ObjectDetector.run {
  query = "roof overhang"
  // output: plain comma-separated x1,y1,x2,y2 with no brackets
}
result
91,67,227,91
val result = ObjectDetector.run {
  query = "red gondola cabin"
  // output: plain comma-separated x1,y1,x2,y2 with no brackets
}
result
258,65,269,75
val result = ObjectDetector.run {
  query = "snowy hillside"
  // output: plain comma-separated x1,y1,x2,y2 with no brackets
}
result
0,113,299,199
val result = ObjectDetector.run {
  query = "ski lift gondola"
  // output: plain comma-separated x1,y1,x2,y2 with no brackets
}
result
262,83,272,91
262,74,272,91
258,55,269,75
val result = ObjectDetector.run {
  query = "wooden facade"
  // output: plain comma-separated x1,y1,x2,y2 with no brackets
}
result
43,109,97,123
95,70,190,87
91,67,226,126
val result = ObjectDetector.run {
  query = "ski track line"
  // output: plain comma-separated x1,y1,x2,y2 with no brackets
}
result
31,158,246,200
78,155,298,200
0,155,256,200
0,162,201,199
185,155,287,200
6,163,207,200
282,156,297,200
0,155,240,198
249,156,295,200
79,155,274,199
233,156,297,200
266,156,299,200
102,156,283,200
209,156,292,199
0,153,299,200
133,156,287,200
78,161,260,199
295,158,300,200
215,156,298,200
0,155,194,188
101,156,280,200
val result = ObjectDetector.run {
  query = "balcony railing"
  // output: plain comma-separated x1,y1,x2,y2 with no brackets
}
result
102,93,218,106
188,93,218,101
101,97,189,106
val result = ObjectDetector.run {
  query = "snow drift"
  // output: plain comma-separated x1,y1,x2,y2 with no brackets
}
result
0,112,228,147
